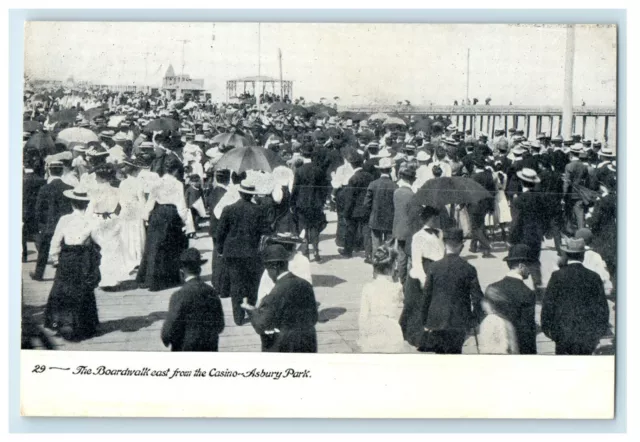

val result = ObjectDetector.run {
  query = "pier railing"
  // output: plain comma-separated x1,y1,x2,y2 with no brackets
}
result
343,105,617,144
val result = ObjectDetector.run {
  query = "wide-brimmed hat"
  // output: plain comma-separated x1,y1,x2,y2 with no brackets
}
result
72,143,90,153
180,248,208,267
416,151,430,162
375,157,394,169
63,187,91,201
516,168,541,183
561,237,586,254
599,147,615,158
529,141,542,150
570,143,584,154
238,177,260,195
86,144,110,158
446,124,457,132
403,144,416,152
574,228,594,245
551,135,563,143
99,130,115,139
262,244,290,263
504,244,535,262
376,148,392,158
113,132,128,143
536,132,549,140
366,141,380,152
494,129,505,136
442,137,458,147
194,134,206,143
139,141,155,150
511,145,526,156
271,232,304,245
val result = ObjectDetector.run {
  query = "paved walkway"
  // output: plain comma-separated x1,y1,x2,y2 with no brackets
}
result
21,211,616,354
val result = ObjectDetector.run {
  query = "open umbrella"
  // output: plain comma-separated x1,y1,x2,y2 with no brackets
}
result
145,117,180,132
83,107,107,121
268,102,292,113
23,120,43,132
214,145,285,173
289,105,310,118
211,132,252,149
108,115,127,128
56,127,99,148
25,132,56,155
48,109,79,124
414,177,492,208
412,118,433,133
383,116,407,127
368,112,389,121
306,103,337,117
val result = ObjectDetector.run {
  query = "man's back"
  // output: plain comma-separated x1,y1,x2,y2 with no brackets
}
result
424,254,484,331
344,169,374,219
161,278,225,351
292,162,326,210
541,263,609,343
365,176,397,231
392,186,414,240
485,276,537,354
35,179,73,234
215,198,268,258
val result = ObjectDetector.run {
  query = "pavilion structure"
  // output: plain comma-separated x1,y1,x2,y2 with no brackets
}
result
225,75,293,102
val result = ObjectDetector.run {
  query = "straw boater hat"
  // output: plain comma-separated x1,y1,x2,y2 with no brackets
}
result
560,237,586,254
446,124,457,132
570,143,584,154
416,151,430,162
63,187,91,201
375,157,394,169
599,147,615,158
112,132,128,143
511,145,526,156
516,168,541,184
238,176,261,195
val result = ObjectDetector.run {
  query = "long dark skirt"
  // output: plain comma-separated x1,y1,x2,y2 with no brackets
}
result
399,258,433,349
44,240,101,341
137,204,188,292
210,246,230,298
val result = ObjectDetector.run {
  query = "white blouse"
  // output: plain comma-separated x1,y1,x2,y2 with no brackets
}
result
409,228,445,284
144,174,194,234
49,211,97,263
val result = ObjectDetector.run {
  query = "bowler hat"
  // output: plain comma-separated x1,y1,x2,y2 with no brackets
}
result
442,227,464,243
262,244,290,263
180,248,208,267
561,237,586,254
399,166,417,179
574,228,594,245
504,244,535,262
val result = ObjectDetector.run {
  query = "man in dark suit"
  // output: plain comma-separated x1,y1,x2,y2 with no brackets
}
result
563,144,590,231
161,249,225,352
339,154,374,259
509,168,546,291
364,157,397,256
31,161,73,280
541,238,610,355
469,158,495,257
243,244,319,353
484,244,538,354
208,169,234,296
392,166,416,283
423,228,484,354
23,161,46,263
215,177,270,325
291,143,328,262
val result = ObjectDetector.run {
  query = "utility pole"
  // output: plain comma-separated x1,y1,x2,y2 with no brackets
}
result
562,25,575,139
177,39,191,76
143,51,150,92
278,48,283,99
466,48,470,104
256,23,261,113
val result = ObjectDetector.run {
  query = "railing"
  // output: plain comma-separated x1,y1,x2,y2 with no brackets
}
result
343,105,617,144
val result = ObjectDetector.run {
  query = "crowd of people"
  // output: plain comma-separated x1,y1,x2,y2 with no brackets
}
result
21,87,616,355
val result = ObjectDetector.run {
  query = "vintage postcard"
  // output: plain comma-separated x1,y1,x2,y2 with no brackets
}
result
20,22,617,418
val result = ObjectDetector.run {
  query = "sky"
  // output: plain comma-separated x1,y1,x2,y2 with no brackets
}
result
24,22,617,106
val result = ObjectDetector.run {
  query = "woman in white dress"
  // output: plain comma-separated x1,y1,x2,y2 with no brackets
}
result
86,163,129,290
492,160,512,242
358,245,405,353
117,158,147,273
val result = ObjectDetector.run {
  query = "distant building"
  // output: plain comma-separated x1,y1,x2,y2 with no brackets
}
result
162,64,205,99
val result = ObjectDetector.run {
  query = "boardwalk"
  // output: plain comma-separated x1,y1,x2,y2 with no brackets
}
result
21,211,616,355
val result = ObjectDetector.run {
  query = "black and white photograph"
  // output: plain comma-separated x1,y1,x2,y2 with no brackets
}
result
20,22,617,360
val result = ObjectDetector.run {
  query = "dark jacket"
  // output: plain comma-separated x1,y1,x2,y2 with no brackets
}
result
470,169,496,215
392,185,414,241
343,169,374,220
364,175,397,231
161,277,225,352
563,158,589,198
250,272,318,353
423,254,484,331
484,276,537,354
509,190,545,255
208,185,228,238
291,161,327,213
34,178,73,235
215,198,270,258
541,263,609,344
23,172,46,235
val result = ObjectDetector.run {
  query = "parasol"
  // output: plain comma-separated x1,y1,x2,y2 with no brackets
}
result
412,118,433,133
25,132,56,155
23,120,43,132
413,177,492,208
210,132,252,149
268,102,292,113
306,103,337,117
214,145,285,173
145,117,180,132
48,109,79,124
368,112,389,121
383,116,407,127
83,107,107,121
289,105,310,118
56,127,99,148
108,115,128,128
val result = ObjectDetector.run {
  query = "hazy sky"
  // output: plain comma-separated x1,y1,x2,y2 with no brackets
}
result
24,22,617,106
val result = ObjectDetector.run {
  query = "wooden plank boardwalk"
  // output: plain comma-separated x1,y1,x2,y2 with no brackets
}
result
21,211,616,355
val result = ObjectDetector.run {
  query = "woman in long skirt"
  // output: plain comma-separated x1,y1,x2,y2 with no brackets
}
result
117,159,147,273
44,188,101,341
358,245,405,353
137,158,191,292
399,205,445,350
492,161,512,242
